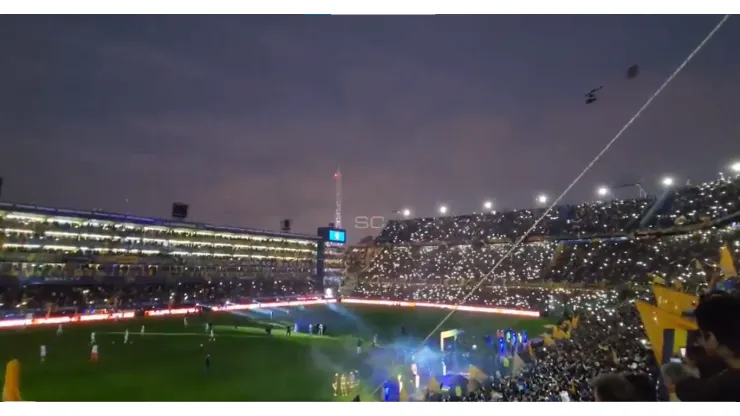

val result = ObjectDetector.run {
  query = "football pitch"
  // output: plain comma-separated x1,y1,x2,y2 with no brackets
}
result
0,304,549,401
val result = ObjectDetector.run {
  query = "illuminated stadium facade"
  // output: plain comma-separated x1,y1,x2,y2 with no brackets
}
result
0,202,345,291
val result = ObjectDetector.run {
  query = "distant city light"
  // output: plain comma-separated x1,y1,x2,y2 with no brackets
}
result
439,205,448,215
597,186,610,197
537,194,548,205
402,209,411,217
730,161,740,173
661,176,674,187
483,201,493,210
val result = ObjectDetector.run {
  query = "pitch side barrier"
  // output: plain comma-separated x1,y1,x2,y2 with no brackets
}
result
0,297,539,330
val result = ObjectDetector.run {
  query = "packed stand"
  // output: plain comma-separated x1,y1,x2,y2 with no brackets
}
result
352,227,740,305
376,175,740,246
0,278,318,315
648,175,740,229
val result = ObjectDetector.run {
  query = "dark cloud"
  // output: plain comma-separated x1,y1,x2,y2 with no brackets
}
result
0,15,738,241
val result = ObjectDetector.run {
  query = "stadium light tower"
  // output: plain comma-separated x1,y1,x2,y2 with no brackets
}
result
439,205,448,215
661,176,674,188
483,200,493,210
536,194,548,205
597,186,610,197
334,167,342,228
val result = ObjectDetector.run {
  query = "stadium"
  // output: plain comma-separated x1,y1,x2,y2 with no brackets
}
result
1,170,739,401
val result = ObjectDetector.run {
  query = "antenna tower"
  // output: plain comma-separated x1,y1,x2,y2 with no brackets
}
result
334,167,342,228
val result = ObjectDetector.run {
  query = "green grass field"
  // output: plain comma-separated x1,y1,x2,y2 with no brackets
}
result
0,305,548,401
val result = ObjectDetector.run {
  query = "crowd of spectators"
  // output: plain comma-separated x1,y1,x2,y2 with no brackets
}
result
433,305,658,402
375,175,740,245
350,228,739,303
0,278,317,313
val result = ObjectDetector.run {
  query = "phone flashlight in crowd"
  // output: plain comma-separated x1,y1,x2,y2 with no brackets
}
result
670,357,683,364
680,348,686,358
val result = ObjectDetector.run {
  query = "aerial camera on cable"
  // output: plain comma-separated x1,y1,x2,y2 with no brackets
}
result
585,64,640,104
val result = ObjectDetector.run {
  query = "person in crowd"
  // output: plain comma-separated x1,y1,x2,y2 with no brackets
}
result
676,295,740,401
661,362,694,401
590,373,640,401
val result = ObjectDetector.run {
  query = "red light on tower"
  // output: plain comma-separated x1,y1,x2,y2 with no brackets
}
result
334,171,340,179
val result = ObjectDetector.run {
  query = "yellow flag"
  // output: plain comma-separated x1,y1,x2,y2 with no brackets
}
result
426,377,441,394
467,378,480,394
649,273,666,286
636,301,697,363
652,284,698,316
543,334,555,346
553,327,570,340
468,365,487,380
399,388,408,402
570,315,580,329
2,359,21,402
719,244,737,279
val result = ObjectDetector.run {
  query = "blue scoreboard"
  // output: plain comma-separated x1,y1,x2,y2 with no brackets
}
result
318,227,346,244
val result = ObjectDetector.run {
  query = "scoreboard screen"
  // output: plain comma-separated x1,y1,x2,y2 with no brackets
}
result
329,229,346,243
318,227,346,244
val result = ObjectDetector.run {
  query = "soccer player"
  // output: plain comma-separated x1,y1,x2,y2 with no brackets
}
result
90,332,96,345
90,344,99,362
318,323,324,335
184,317,188,327
140,325,145,335
204,354,211,372
40,344,47,363
356,339,362,355
294,322,298,333
124,329,129,344
308,323,313,335
209,328,215,342
286,325,291,336
373,333,378,347
56,324,63,336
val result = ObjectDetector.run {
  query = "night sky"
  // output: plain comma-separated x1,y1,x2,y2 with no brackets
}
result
1,15,739,241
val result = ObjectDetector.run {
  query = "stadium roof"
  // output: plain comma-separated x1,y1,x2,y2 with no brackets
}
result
0,202,320,241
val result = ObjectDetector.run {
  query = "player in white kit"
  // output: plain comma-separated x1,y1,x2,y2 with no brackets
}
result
40,345,47,363
90,344,99,362
318,324,324,335
90,332,96,344
184,317,188,327
56,324,63,336
124,329,129,344
209,329,215,341
140,325,145,335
